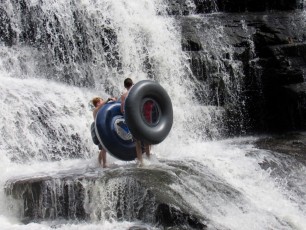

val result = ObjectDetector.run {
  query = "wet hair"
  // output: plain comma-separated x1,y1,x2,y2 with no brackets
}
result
124,78,133,89
91,97,102,107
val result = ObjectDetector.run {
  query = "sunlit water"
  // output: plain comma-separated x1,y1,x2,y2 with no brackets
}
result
0,0,306,229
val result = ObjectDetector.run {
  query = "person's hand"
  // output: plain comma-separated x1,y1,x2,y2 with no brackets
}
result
107,97,116,102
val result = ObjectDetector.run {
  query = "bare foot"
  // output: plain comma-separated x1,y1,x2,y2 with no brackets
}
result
136,160,144,167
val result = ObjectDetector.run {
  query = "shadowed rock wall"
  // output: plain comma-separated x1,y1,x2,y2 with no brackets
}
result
180,10,306,133
164,0,303,15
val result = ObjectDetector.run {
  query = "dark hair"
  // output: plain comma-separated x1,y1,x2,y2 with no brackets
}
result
124,78,133,89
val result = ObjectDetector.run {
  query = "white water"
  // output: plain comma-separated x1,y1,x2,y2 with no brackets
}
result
0,0,306,229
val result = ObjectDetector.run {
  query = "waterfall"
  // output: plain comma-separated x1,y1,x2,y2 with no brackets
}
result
1,0,306,229
0,0,232,163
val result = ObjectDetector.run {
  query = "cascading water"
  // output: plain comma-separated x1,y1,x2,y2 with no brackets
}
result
1,0,306,229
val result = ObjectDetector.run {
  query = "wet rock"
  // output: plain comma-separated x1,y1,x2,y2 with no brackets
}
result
181,11,306,134
0,8,15,46
5,162,215,229
216,0,303,12
181,19,203,52
257,42,306,131
163,0,218,15
163,0,303,15
255,132,306,162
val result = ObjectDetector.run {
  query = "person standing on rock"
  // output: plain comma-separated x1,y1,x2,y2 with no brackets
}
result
120,77,150,166
91,96,116,168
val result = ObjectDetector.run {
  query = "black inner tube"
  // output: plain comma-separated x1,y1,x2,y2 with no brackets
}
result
125,80,173,144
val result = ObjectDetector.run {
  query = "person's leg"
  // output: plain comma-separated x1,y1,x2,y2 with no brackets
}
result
145,144,150,158
100,149,107,168
135,140,143,166
98,145,107,168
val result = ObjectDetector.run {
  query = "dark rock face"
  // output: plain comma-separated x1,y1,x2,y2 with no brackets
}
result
217,0,303,12
181,11,306,134
163,0,303,15
255,132,306,161
166,1,306,134
252,22,306,132
163,0,218,15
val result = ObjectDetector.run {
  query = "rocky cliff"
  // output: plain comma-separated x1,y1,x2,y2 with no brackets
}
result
175,0,306,134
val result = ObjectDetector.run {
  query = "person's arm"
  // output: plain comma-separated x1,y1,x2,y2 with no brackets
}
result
120,94,125,114
107,97,117,102
93,107,99,120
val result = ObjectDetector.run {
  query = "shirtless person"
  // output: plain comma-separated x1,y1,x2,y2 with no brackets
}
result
120,78,150,166
91,96,116,167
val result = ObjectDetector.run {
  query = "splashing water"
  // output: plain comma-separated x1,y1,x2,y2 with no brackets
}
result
0,0,306,229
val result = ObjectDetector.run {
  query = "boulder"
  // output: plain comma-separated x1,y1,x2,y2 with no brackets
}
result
5,162,216,229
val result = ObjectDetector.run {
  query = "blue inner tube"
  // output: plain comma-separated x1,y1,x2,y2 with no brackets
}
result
125,80,173,144
95,102,137,161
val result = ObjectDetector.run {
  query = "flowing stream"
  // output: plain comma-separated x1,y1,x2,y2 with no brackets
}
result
0,0,306,229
